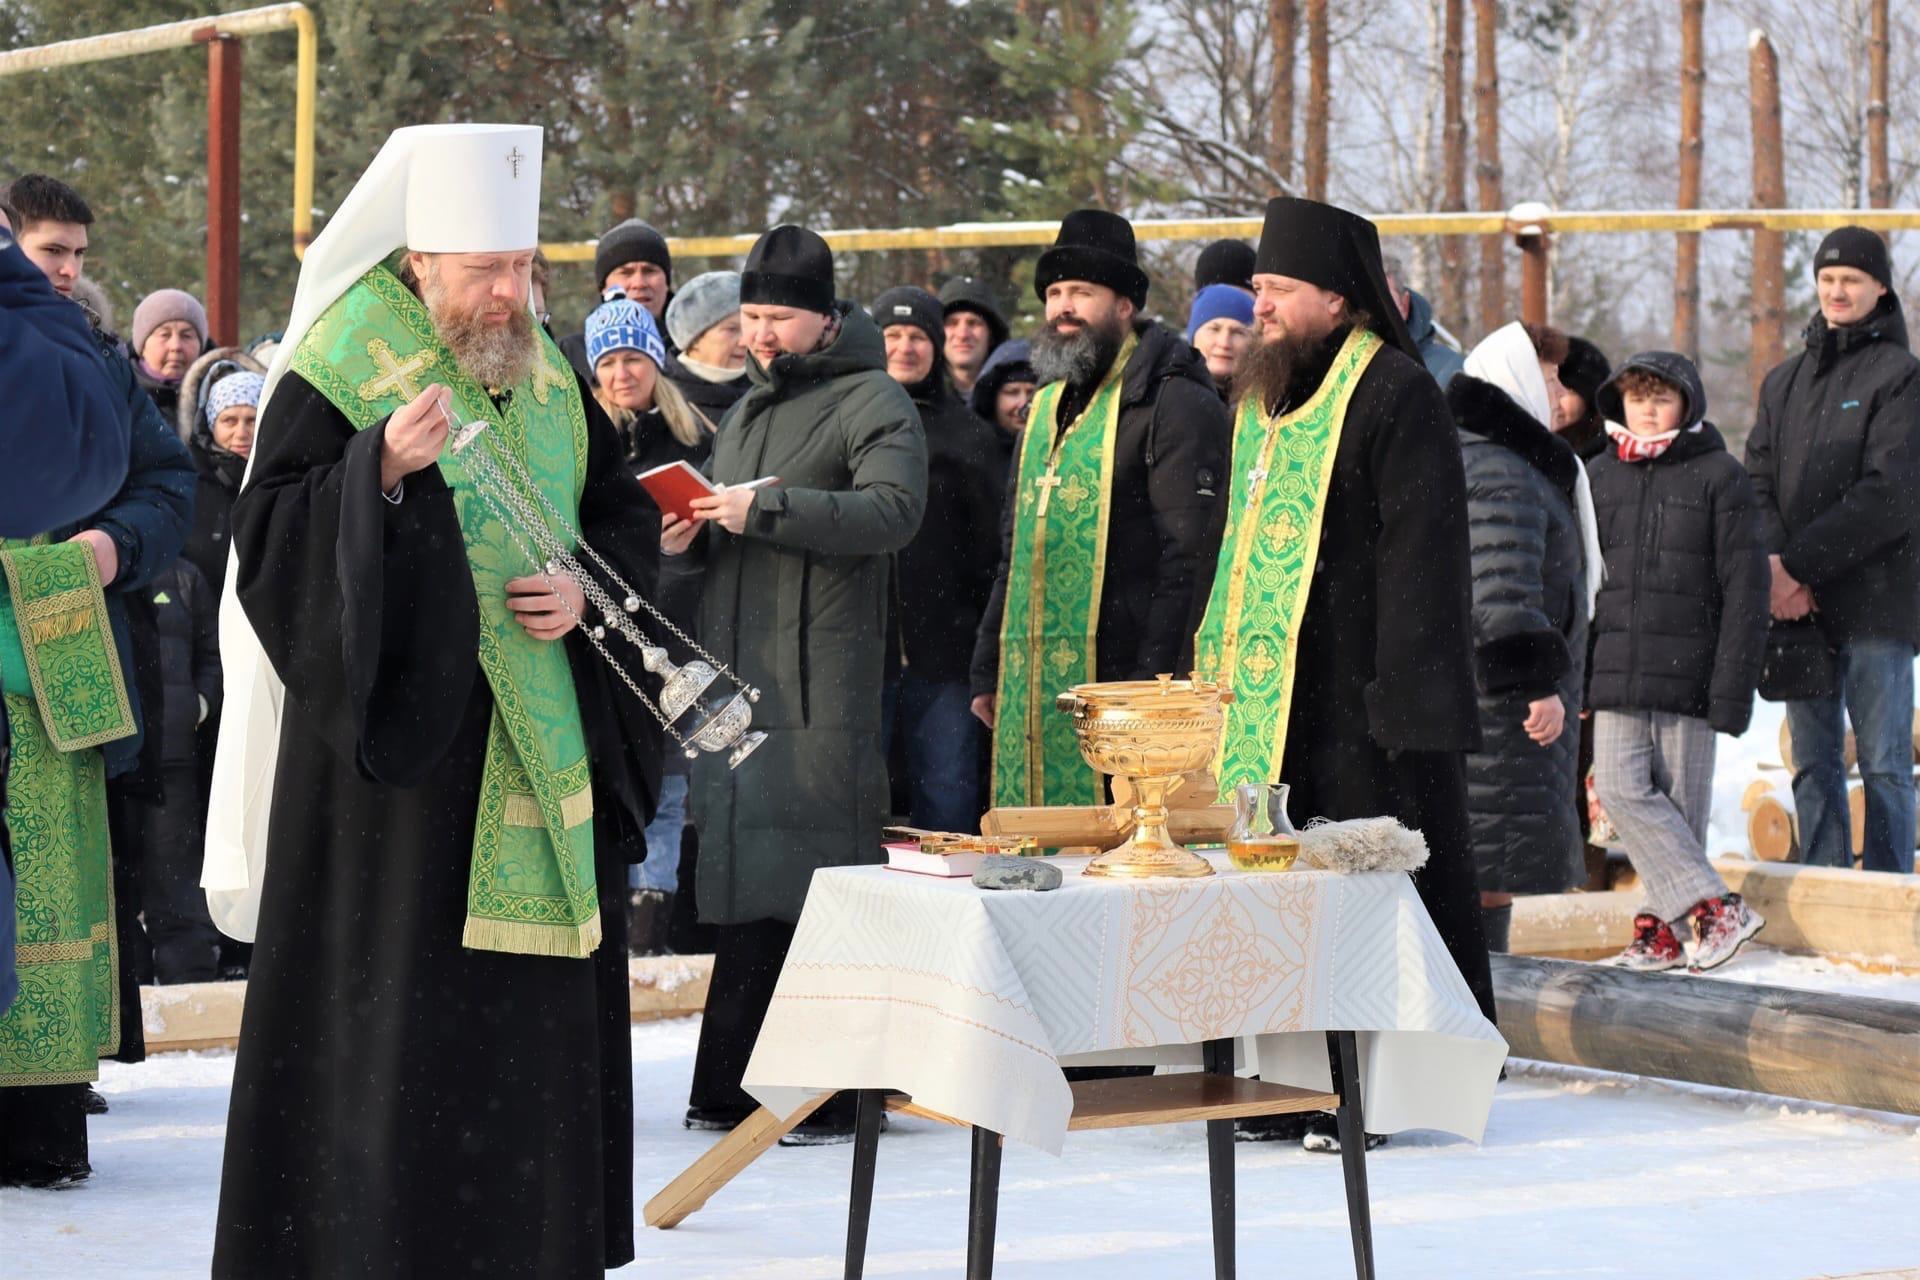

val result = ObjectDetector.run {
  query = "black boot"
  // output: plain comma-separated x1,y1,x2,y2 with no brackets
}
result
627,889,674,958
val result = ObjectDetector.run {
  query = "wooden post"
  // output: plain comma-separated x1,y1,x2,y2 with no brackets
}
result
1304,0,1330,201
204,33,242,348
1750,30,1787,403
1674,0,1705,360
1267,0,1297,189
1473,0,1504,336
1492,954,1920,1117
1519,229,1550,327
1869,0,1891,210
1441,0,1469,331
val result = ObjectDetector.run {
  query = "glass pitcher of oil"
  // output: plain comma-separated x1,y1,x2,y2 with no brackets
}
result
1227,783,1300,871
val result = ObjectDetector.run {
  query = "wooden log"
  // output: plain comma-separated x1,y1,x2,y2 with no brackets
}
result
1492,953,1920,1116
1510,891,1641,960
1513,861,1920,970
1748,793,1797,861
1714,860,1920,967
140,955,715,1057
1739,779,1774,813
142,981,248,1054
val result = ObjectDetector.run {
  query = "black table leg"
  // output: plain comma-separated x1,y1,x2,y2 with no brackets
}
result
1328,1031,1376,1280
966,1125,1004,1280
1202,1038,1236,1280
843,1090,884,1280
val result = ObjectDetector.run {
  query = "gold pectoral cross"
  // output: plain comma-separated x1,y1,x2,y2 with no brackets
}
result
358,339,435,403
1033,465,1065,516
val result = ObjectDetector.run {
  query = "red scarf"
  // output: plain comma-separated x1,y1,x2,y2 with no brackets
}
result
1606,421,1681,463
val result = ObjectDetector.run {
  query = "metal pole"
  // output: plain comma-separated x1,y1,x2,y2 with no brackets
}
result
204,34,242,346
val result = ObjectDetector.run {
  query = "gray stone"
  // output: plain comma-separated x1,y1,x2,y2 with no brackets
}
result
971,855,1063,892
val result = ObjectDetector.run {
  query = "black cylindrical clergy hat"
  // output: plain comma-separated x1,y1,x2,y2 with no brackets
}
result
1194,238,1256,293
1035,209,1150,308
1254,196,1419,357
741,224,836,314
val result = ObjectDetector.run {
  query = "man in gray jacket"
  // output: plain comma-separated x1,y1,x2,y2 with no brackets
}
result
665,224,927,1143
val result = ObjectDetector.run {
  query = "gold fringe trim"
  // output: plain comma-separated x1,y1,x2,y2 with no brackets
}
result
0,1067,102,1088
13,938,101,964
461,908,602,958
27,608,94,645
502,784,593,830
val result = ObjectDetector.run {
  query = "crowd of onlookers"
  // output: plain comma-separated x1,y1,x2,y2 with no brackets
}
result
4,170,1916,1000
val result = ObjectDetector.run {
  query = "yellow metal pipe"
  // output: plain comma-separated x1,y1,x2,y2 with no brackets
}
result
0,4,316,258
542,208,1920,264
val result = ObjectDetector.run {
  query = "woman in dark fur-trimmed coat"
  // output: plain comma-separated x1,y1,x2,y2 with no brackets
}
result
1449,322,1595,947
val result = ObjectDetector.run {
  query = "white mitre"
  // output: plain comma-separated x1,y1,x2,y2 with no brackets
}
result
202,124,544,942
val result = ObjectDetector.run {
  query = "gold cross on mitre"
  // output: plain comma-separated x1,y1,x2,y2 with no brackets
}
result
505,146,526,178
528,348,570,406
357,339,435,403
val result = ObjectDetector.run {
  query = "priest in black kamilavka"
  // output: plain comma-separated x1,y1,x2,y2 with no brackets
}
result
970,209,1231,804
203,125,662,1278
1191,197,1495,1148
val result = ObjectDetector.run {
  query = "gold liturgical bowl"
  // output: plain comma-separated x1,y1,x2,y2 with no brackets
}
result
1054,674,1234,879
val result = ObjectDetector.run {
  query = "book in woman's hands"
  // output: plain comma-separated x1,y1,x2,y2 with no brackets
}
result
636,460,778,522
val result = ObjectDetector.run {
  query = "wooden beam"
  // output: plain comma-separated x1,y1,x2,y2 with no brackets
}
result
643,1095,830,1229
1493,954,1920,1116
1750,30,1787,403
142,954,715,1056
1674,0,1706,359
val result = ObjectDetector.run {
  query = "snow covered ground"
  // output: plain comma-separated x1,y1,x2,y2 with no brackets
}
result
5,1011,1918,1280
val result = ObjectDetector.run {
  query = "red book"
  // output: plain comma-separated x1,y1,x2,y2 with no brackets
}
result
636,461,777,522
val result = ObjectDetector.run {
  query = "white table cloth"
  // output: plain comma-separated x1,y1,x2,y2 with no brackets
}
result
743,852,1507,1154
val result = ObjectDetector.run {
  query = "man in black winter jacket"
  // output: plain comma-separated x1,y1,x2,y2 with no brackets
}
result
1745,227,1920,874
873,286,1005,832
130,560,224,983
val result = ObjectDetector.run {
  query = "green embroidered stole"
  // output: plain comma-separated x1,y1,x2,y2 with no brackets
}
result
1194,327,1382,796
990,333,1136,809
291,257,601,958
0,538,120,1085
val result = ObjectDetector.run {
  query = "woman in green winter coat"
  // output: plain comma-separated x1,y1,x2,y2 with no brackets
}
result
664,225,926,1140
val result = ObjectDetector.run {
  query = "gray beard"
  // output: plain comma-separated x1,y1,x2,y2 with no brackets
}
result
421,271,536,390
1031,315,1124,388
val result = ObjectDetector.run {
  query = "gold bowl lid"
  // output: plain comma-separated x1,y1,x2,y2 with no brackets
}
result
1057,673,1235,714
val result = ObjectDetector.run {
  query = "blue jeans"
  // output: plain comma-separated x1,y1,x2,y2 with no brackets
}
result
630,772,688,894
884,672,984,834
1786,636,1916,873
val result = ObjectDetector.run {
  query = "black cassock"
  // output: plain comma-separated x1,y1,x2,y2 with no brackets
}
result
212,373,661,1279
1210,329,1497,1023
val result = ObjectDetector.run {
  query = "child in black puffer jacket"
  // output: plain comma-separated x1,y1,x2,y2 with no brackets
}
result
1586,351,1769,973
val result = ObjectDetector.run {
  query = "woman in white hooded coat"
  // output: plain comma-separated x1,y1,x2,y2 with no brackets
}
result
1443,321,1600,950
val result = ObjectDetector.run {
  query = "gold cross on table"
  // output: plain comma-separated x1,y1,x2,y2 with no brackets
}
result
506,146,525,178
528,349,569,406
357,339,435,403
1033,465,1065,516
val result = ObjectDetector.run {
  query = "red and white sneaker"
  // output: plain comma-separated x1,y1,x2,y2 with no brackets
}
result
1608,914,1686,972
1687,894,1765,973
